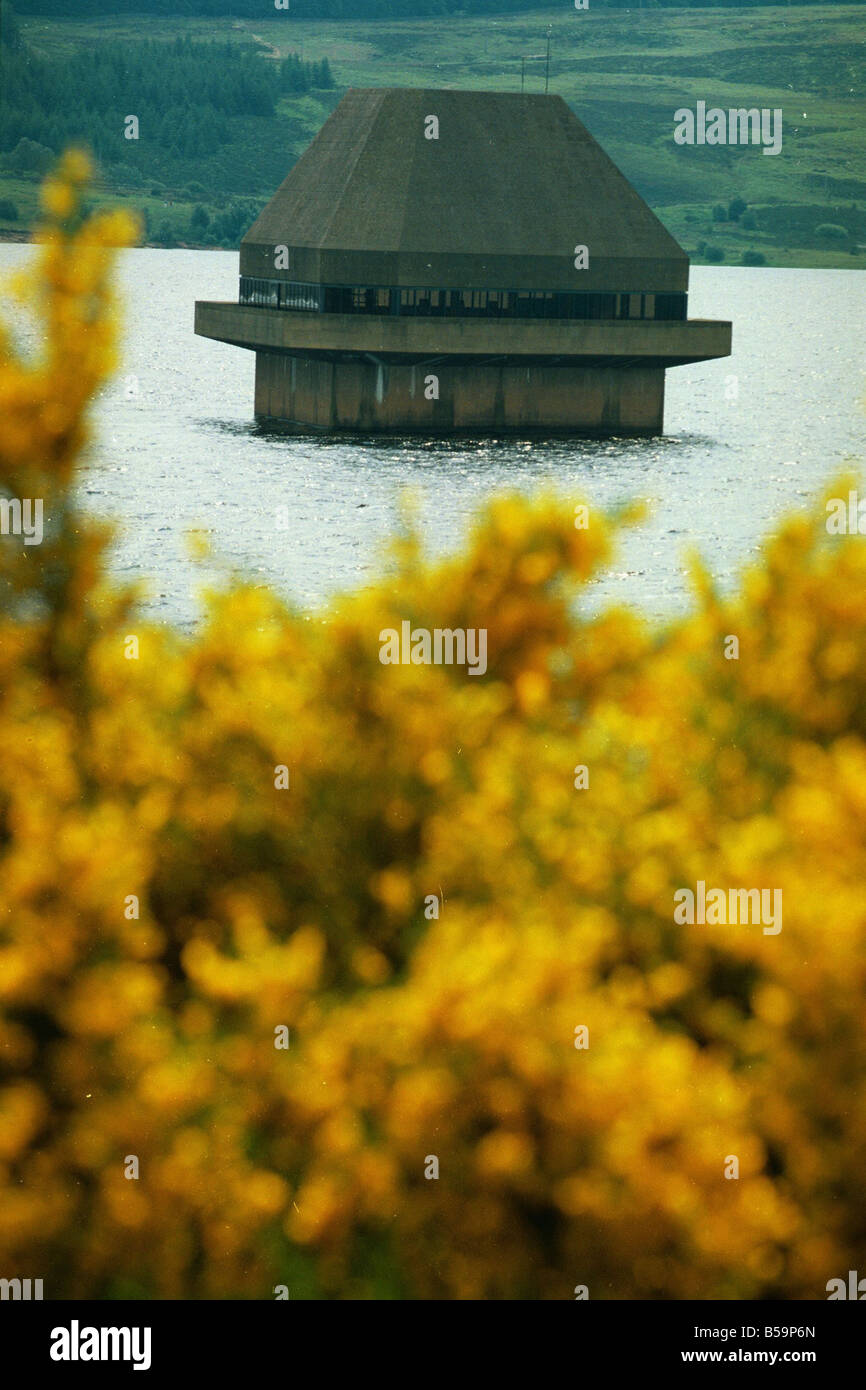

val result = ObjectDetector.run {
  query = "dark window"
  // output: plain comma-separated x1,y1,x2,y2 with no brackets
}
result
324,286,351,313
239,278,687,322
654,293,687,321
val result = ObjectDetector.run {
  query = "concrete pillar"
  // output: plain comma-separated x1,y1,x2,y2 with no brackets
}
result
254,351,665,436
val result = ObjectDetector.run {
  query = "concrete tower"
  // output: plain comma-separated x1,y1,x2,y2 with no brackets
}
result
194,87,731,435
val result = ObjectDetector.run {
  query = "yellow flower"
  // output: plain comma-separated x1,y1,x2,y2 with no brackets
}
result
40,178,75,221
3,157,866,1300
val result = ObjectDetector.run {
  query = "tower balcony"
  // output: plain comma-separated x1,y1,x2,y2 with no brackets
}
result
194,301,731,369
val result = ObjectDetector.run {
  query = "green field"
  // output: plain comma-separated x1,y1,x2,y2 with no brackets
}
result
4,5,865,266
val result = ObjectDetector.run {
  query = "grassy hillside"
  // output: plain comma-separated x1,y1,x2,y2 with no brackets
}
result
2,5,864,266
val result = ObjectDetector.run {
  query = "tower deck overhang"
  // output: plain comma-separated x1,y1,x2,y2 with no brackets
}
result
194,301,731,437
195,302,731,369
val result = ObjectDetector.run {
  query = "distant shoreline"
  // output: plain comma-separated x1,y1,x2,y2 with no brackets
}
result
0,229,861,269
0,229,223,250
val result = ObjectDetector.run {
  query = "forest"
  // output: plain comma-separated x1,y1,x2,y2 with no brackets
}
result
0,30,332,168
0,20,335,243
10,0,865,13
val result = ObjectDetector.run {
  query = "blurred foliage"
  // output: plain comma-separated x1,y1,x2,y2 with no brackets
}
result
1,160,866,1300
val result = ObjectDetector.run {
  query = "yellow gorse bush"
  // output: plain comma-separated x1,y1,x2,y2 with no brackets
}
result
0,161,864,1298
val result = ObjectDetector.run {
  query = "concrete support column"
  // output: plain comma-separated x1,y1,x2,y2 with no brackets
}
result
254,351,665,436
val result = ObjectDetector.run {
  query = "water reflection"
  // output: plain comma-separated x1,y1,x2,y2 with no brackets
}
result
1,245,862,630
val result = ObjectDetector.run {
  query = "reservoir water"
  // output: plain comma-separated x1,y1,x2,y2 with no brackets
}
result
2,245,864,629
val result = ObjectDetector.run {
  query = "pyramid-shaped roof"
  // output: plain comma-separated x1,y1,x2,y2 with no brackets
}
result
240,88,688,294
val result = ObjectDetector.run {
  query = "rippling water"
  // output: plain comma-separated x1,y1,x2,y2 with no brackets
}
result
3,244,864,628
